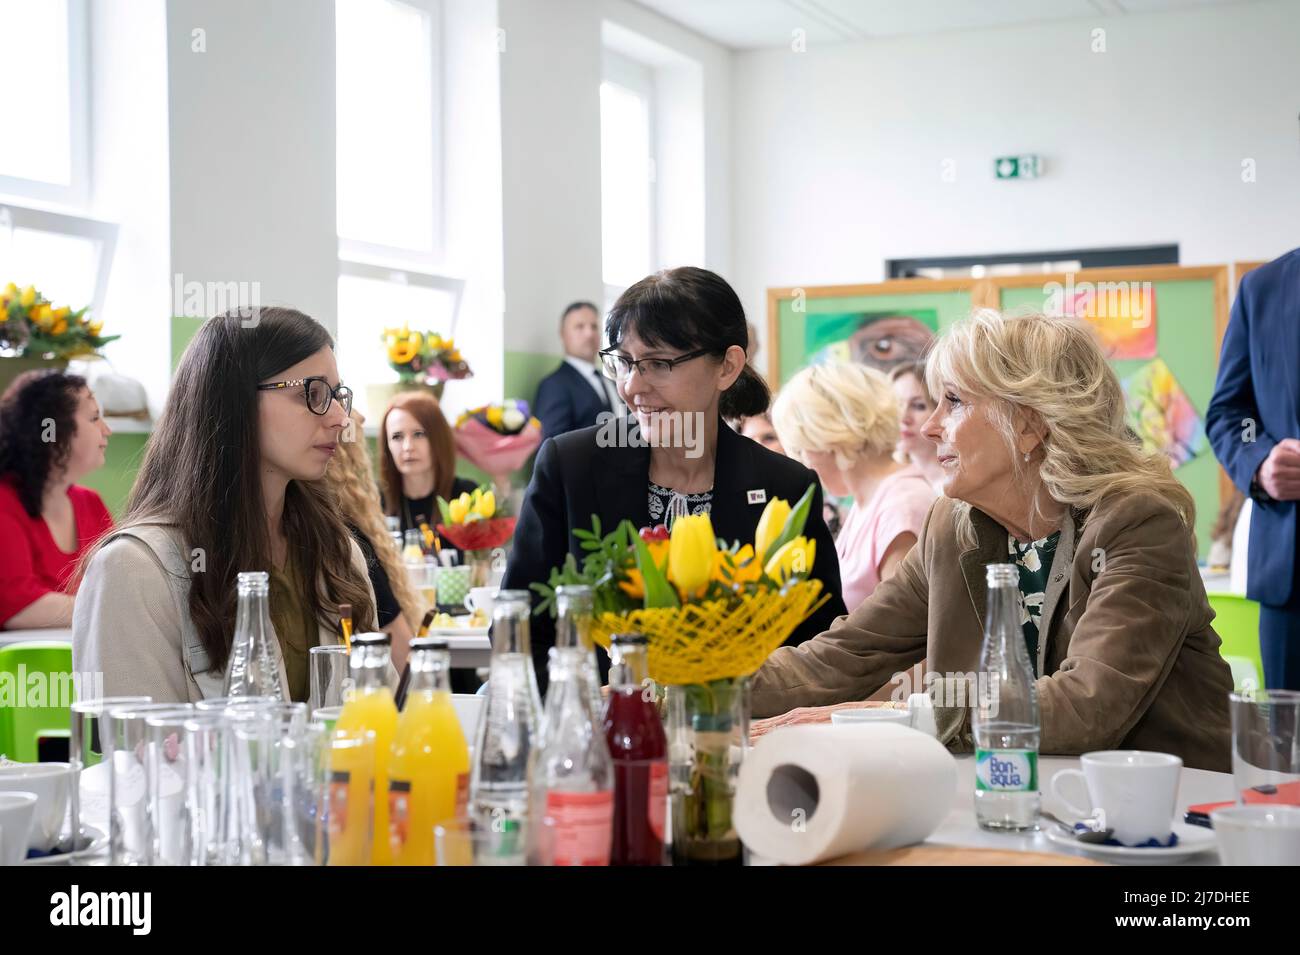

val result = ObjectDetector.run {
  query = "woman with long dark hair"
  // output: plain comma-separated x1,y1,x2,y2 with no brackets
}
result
502,267,845,693
0,370,114,629
73,307,377,702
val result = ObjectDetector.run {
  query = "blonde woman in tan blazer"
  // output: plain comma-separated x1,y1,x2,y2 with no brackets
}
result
752,309,1234,772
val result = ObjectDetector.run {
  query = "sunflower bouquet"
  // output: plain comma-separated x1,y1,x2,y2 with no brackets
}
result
381,326,472,386
0,283,119,359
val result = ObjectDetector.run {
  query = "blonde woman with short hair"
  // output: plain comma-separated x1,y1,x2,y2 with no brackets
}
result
772,363,935,609
753,309,1233,772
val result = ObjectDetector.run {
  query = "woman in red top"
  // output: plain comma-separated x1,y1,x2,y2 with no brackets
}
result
0,369,114,629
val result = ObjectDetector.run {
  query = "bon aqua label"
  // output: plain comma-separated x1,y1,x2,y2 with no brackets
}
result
975,749,1038,792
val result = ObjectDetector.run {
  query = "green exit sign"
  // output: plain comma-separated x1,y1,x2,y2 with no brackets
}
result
995,155,1043,180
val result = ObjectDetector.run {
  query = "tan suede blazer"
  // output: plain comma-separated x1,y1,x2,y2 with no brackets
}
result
752,491,1234,772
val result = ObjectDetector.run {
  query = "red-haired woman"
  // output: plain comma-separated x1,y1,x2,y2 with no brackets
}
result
378,392,477,539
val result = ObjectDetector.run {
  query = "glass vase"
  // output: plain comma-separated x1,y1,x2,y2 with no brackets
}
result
667,676,750,866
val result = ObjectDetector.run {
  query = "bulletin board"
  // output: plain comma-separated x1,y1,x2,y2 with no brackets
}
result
767,266,1230,557
765,278,994,386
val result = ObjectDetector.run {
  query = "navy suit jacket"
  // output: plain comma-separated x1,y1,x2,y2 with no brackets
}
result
534,361,610,441
500,416,847,694
1206,248,1300,605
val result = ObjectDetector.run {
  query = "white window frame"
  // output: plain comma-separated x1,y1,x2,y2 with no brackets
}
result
337,258,465,328
0,0,91,208
600,49,658,308
0,203,118,319
335,0,444,269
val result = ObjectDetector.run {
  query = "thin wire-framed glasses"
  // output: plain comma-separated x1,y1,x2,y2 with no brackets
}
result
256,376,354,416
598,347,712,383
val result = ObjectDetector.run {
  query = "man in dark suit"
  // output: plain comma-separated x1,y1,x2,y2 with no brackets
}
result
534,301,621,440
1207,248,1300,689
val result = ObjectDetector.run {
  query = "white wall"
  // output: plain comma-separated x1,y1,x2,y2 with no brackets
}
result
496,0,732,357
730,0,1300,354
497,0,605,356
603,0,732,276
88,0,171,417
441,0,506,413
166,0,339,335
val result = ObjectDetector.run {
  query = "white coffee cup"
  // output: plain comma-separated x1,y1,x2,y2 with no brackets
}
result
0,792,39,865
1211,805,1300,865
1050,750,1182,846
464,587,497,616
0,762,72,852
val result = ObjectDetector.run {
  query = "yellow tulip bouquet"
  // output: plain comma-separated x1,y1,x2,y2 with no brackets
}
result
435,484,516,570
533,483,828,865
0,283,118,359
381,325,472,386
533,483,827,684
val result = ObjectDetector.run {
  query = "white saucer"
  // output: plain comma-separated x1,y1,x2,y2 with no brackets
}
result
1043,821,1218,864
24,825,109,865
431,625,489,638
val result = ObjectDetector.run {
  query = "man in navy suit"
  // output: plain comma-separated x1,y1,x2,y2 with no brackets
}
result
534,301,621,440
1207,248,1300,689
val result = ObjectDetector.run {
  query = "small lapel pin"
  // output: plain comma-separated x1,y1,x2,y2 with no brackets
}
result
747,489,767,505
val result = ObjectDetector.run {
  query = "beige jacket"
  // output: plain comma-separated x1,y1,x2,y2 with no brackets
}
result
752,491,1234,772
72,521,376,703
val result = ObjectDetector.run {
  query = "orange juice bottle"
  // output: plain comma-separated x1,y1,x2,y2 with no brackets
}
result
335,632,399,865
326,728,374,866
388,637,471,865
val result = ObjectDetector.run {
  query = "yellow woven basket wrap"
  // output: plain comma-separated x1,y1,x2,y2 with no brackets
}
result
590,580,827,685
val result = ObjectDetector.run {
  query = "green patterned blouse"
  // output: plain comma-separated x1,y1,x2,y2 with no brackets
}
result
1007,530,1060,677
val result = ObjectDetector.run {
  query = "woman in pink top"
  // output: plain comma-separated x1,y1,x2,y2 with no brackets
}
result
772,362,935,611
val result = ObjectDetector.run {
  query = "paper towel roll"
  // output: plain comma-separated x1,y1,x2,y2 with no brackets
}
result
735,723,956,865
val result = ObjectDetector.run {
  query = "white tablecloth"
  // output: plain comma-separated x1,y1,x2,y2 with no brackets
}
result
917,754,1233,864
0,628,72,648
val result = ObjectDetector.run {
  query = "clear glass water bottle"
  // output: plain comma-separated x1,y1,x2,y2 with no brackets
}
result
530,646,614,865
222,571,285,699
469,590,543,863
553,584,603,718
973,563,1041,831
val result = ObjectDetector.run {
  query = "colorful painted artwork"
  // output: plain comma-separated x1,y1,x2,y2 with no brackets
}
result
1062,282,1158,360
804,310,939,372
1122,358,1206,469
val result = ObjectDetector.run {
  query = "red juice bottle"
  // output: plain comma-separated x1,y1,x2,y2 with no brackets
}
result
603,633,667,866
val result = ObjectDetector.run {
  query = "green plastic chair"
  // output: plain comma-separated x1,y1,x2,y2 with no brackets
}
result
0,641,74,762
1206,592,1264,692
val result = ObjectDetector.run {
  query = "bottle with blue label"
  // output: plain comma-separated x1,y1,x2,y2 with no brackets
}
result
973,563,1041,831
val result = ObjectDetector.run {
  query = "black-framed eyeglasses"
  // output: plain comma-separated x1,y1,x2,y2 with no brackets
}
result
598,347,713,382
256,376,354,416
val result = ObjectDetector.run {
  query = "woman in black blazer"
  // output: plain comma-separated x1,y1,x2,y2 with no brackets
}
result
502,267,846,692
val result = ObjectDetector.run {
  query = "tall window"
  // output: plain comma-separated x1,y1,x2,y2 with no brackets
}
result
336,0,460,415
600,52,656,306
0,1,110,320
0,0,88,203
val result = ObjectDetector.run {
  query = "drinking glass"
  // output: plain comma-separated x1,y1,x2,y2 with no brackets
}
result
310,646,351,713
103,703,194,865
144,709,203,864
1230,690,1300,806
69,695,150,855
230,705,316,865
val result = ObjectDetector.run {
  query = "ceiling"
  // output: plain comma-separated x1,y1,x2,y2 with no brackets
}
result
631,0,1258,49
